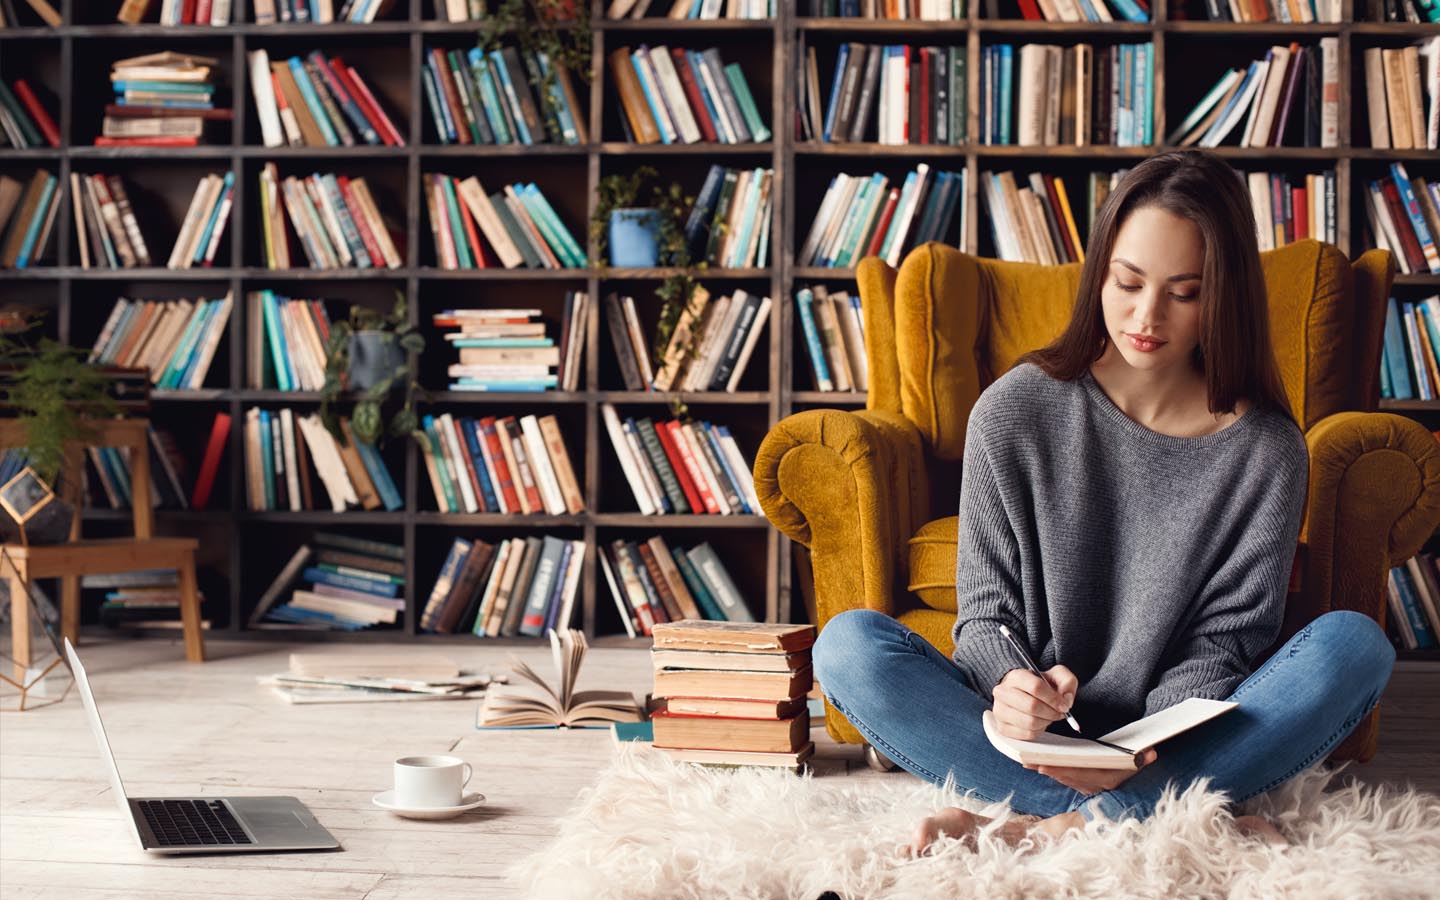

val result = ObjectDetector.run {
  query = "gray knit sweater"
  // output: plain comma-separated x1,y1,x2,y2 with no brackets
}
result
950,362,1309,738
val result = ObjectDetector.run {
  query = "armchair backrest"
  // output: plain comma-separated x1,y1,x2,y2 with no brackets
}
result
856,239,1395,462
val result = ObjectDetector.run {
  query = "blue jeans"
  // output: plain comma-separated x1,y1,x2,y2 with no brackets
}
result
812,608,1396,824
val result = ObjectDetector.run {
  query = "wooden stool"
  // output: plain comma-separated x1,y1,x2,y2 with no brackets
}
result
1,419,207,679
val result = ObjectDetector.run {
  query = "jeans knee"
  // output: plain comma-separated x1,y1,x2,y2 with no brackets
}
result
813,609,893,689
1311,610,1396,692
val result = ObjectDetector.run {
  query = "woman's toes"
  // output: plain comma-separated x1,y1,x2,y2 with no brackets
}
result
911,807,984,856
1234,814,1290,847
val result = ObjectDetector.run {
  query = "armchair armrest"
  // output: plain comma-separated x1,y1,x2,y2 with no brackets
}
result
1302,411,1440,625
753,408,929,625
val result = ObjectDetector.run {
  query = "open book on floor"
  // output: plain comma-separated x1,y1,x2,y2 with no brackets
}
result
982,697,1238,770
477,628,644,730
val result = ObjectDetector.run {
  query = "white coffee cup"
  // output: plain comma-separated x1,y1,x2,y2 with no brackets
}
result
393,755,473,809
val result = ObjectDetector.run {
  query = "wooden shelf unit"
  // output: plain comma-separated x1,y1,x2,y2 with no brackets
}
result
1,0,1435,646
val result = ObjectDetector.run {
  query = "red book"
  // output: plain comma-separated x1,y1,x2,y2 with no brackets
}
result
431,47,471,145
1380,178,1426,273
1292,186,1308,241
194,0,212,22
309,300,329,345
451,176,488,268
672,49,718,143
93,136,200,147
334,59,404,147
900,46,911,142
181,0,197,22
450,415,489,512
1017,0,1043,18
865,188,901,258
335,175,385,269
12,80,60,147
666,421,719,515
104,104,233,120
1043,175,1077,261
501,417,544,513
191,412,231,510
654,419,703,514
479,417,521,514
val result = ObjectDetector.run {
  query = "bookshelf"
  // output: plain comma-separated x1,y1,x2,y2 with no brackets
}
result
1,0,1436,656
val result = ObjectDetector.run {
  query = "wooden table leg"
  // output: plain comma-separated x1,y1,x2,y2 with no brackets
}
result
8,573,31,685
61,574,80,645
178,556,205,663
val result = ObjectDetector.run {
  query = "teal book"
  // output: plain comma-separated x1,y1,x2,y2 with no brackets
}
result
354,440,403,511
521,183,585,267
612,720,654,744
13,174,56,269
261,290,293,392
286,57,339,146
671,547,726,621
468,48,511,144
191,170,235,265
723,63,770,143
157,299,211,390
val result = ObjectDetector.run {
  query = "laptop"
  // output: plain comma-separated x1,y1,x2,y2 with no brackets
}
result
64,638,341,855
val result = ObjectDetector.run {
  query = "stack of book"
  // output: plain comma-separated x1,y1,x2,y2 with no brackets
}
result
102,52,228,148
1387,556,1440,650
422,44,586,146
117,0,233,24
1380,295,1440,402
605,287,771,393
416,412,584,515
1361,38,1438,151
85,425,188,510
421,535,585,637
248,48,404,149
252,0,398,23
422,173,584,270
800,163,965,268
85,569,210,631
979,169,1085,264
252,532,405,631
0,79,59,148
650,621,817,772
435,302,585,392
979,42,1157,147
257,163,402,270
681,165,773,268
0,169,61,269
243,409,404,512
1246,170,1338,251
88,293,234,389
1171,41,1341,149
601,403,758,516
795,284,867,393
260,652,497,704
1194,0,1342,21
802,0,963,18
1365,163,1440,277
608,45,770,144
600,536,753,638
164,173,235,269
798,42,966,145
608,0,774,18
245,290,334,392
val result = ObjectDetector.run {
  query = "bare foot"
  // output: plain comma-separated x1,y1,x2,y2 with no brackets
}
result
907,808,1084,857
1234,814,1290,847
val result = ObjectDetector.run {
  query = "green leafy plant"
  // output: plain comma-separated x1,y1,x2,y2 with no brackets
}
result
0,313,118,487
478,0,592,126
319,293,425,447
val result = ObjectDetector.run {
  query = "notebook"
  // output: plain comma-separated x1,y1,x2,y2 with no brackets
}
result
982,697,1238,770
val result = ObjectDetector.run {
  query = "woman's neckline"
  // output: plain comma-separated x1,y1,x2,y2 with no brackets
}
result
1079,369,1259,450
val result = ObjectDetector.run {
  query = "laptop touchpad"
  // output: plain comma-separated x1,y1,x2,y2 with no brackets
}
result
246,810,307,830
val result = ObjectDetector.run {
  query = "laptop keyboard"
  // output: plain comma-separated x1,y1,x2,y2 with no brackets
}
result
138,799,253,847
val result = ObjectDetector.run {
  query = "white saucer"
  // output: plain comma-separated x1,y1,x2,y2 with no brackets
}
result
372,790,486,820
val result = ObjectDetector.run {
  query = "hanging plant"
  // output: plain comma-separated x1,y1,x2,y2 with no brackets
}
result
478,0,592,128
319,293,426,447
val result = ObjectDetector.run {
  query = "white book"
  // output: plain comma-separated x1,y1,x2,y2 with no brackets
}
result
682,294,732,391
1247,171,1273,252
832,292,866,392
688,292,745,391
597,545,637,638
553,540,586,631
279,408,302,511
1017,45,1047,147
185,291,232,389
202,175,235,266
437,413,479,513
1320,37,1340,149
715,429,759,513
519,414,566,516
601,403,656,515
185,174,226,268
1201,61,1267,148
1245,45,1290,148
648,46,702,143
296,414,357,511
885,164,932,267
456,177,525,268
168,174,216,269
678,423,732,514
726,295,772,393
798,174,847,266
816,175,862,267
620,295,654,388
210,0,231,23
983,698,1237,770
70,173,90,269
621,419,667,512
248,50,285,149
305,177,354,267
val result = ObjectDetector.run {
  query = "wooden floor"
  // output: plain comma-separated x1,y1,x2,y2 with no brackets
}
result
1,636,1436,900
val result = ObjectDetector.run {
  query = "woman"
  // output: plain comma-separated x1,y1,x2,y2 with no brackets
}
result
811,149,1397,855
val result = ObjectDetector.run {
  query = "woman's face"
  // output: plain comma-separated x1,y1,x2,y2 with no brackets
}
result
1100,205,1206,376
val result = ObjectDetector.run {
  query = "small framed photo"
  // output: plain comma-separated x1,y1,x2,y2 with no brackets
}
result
0,467,55,527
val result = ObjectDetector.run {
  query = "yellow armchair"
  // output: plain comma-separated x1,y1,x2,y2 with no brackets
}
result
755,239,1440,763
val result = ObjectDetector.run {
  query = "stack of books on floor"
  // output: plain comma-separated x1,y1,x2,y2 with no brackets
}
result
800,163,965,268
252,0,398,23
248,48,404,149
797,42,967,145
1171,41,1341,150
1379,295,1440,401
86,570,210,631
257,163,403,270
601,403,758,516
0,78,59,148
68,173,155,269
246,289,334,392
0,169,60,269
85,424,190,511
608,45,769,145
605,287,771,392
795,284,867,394
260,652,499,704
435,301,586,391
417,413,584,515
650,621,817,772
422,44,587,146
600,536,754,638
979,169,1085,264
243,409,404,512
88,293,234,389
1361,38,1438,152
421,534,585,637
1386,556,1440,650
1364,163,1440,278
102,52,229,147
251,532,405,631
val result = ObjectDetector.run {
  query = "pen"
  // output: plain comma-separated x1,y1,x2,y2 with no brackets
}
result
998,624,1082,734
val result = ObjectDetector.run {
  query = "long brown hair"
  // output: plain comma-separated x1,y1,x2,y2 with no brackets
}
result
1018,149,1295,424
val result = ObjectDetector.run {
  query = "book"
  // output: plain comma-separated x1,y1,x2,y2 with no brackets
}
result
657,744,815,773
653,665,813,702
651,710,810,753
982,696,1239,770
650,620,816,653
477,628,644,728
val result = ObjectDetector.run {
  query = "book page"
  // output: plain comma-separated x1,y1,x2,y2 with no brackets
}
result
982,698,1238,769
1098,697,1238,748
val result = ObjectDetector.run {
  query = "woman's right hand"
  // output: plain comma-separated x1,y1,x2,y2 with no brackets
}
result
993,665,1079,741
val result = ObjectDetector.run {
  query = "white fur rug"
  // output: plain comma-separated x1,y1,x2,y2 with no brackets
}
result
510,744,1440,899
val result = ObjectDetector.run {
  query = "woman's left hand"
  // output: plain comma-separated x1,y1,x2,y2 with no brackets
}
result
1024,747,1159,796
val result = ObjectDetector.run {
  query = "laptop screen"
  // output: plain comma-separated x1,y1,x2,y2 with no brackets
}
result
64,639,142,844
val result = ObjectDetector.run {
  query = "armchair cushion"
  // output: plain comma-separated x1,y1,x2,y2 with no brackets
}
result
907,515,959,613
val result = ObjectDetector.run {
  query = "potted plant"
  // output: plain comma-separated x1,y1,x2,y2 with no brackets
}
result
478,0,592,127
0,311,119,544
593,166,664,268
319,294,425,448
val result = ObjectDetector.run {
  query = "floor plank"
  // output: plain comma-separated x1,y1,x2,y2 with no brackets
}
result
1,637,1434,899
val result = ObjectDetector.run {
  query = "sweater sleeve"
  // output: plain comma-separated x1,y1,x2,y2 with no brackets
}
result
950,419,1029,704
1142,437,1309,716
